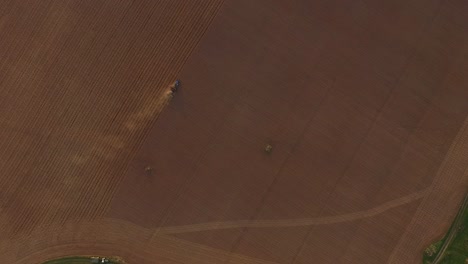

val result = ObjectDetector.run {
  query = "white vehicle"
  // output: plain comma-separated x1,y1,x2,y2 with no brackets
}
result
90,257,109,263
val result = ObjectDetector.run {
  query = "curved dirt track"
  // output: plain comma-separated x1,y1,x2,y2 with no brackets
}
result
154,188,429,235
1,0,468,264
0,187,429,263
9,219,278,264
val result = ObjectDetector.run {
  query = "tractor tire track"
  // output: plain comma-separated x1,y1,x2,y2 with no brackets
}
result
155,188,428,235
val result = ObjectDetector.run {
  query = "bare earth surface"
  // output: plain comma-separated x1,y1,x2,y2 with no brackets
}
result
0,0,468,263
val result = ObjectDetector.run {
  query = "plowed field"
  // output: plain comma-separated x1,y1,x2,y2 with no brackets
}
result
1,0,467,263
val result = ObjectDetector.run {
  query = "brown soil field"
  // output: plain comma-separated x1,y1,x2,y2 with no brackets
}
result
1,0,467,263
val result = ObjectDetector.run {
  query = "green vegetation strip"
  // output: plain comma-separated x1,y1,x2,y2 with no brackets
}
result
423,194,468,264
42,256,125,264
43,256,94,264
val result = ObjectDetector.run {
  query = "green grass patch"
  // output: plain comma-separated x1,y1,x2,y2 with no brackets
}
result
42,256,93,264
42,256,125,264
